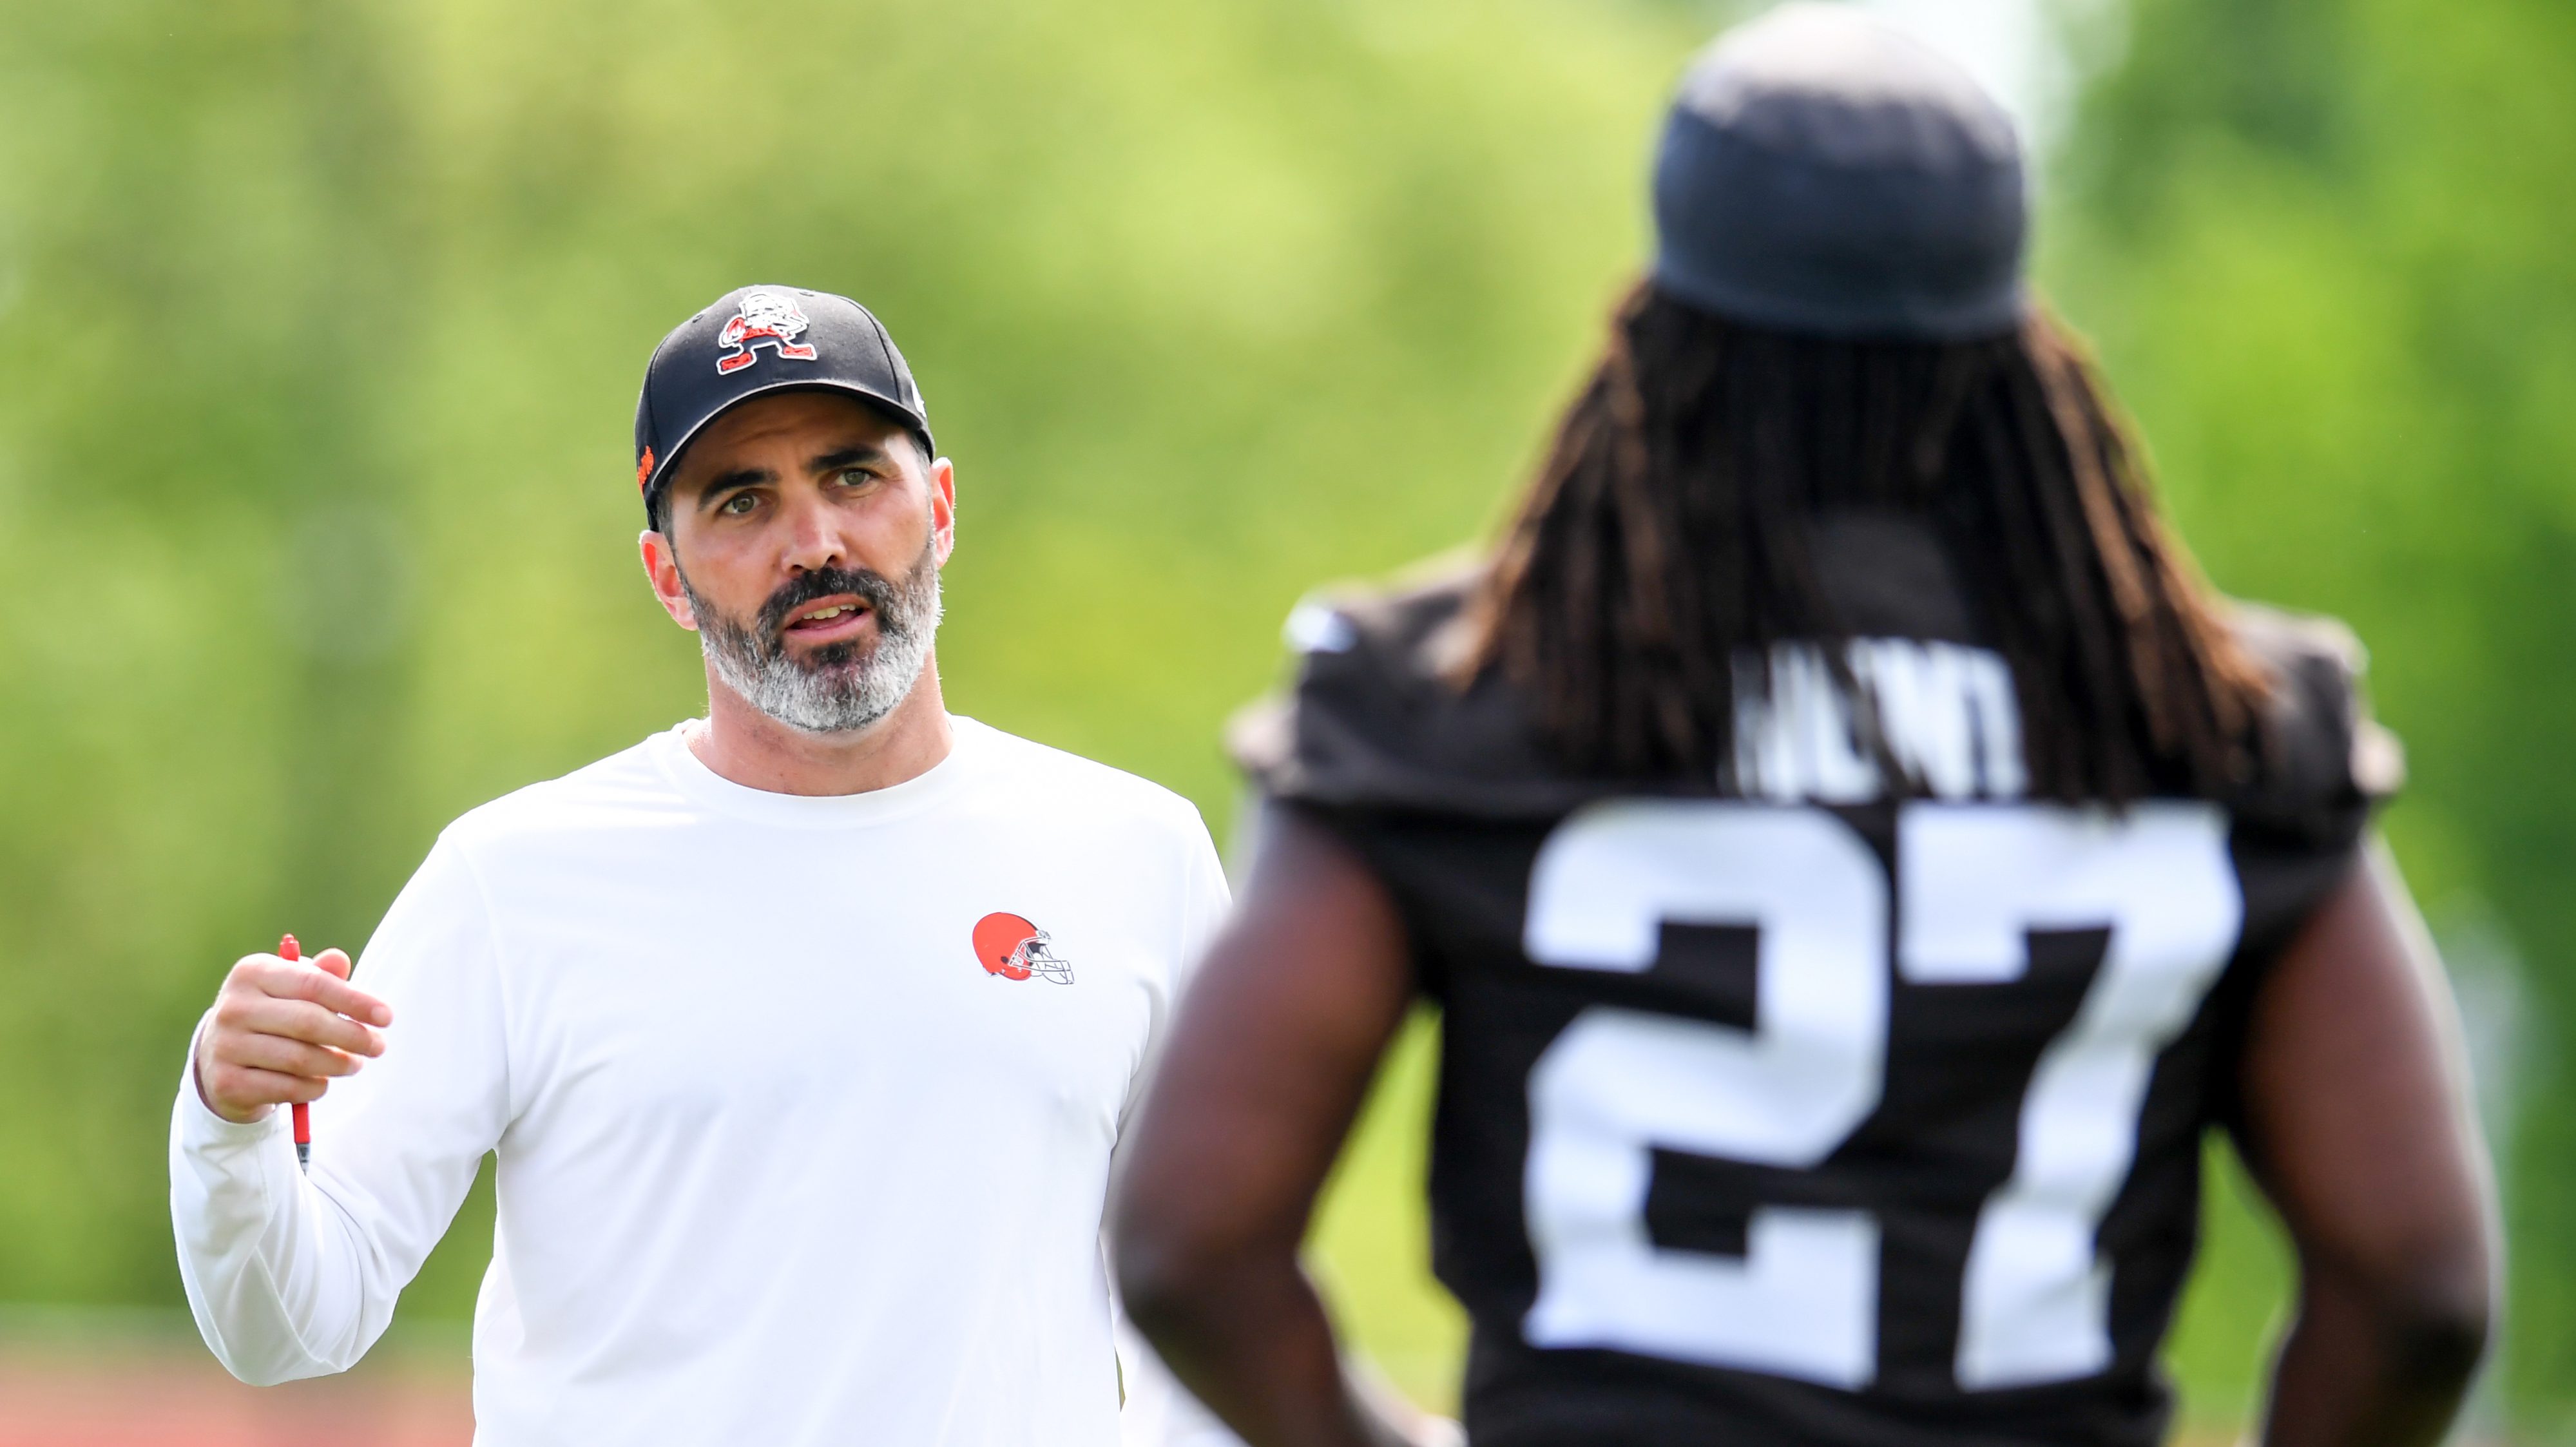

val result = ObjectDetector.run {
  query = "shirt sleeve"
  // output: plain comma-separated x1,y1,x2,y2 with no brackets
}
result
1173,811,1235,995
1111,803,1245,1446
1120,807,1232,1130
169,830,515,1385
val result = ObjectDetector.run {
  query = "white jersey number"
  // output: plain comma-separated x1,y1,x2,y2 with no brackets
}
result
1520,800,2241,1391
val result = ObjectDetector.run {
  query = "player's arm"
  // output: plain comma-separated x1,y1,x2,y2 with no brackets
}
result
1111,804,1442,1447
171,834,512,1385
2233,841,2495,1447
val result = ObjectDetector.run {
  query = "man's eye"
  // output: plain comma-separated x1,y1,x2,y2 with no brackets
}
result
837,467,878,488
720,494,758,515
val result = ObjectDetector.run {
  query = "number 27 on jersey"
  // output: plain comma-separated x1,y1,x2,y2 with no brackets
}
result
1520,799,2242,1392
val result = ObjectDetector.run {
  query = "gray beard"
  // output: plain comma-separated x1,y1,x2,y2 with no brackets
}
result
680,543,944,736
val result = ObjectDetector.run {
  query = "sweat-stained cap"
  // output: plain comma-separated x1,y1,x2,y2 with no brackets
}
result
632,284,933,524
1651,4,2028,340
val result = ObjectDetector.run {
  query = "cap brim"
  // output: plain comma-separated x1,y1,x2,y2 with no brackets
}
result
641,378,935,517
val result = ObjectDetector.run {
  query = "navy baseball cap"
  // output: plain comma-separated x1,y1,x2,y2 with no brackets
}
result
633,284,934,524
1651,4,2027,341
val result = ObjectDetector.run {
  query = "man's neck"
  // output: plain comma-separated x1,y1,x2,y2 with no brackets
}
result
686,655,955,797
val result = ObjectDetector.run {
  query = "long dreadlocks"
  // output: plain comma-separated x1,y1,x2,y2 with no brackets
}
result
1458,280,2269,804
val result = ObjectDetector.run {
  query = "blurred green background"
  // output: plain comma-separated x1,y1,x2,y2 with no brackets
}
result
1,0,2566,1437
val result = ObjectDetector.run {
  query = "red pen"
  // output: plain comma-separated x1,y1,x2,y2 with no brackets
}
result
281,934,312,1172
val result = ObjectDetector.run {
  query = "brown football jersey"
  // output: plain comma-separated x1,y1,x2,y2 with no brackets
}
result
1235,514,2394,1447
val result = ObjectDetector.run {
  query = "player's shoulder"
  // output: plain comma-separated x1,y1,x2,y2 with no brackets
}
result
1229,564,1598,819
2224,602,2403,841
954,716,1211,841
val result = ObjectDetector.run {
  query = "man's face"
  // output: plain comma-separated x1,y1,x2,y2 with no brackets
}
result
640,391,957,734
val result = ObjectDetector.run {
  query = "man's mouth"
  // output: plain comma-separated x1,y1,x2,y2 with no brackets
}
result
782,595,874,644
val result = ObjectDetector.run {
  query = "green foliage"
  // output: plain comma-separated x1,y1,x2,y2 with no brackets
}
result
0,0,1693,1327
2052,0,2576,1423
0,0,2565,1432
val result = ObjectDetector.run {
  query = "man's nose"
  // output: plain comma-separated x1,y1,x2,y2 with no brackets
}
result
778,493,849,573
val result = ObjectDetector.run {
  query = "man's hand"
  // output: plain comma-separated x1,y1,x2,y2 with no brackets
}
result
194,946,392,1126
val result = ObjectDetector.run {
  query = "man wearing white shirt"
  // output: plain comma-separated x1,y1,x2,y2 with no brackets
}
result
172,284,1235,1446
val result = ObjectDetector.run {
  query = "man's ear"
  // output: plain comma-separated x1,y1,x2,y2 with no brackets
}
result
928,456,958,568
639,529,699,631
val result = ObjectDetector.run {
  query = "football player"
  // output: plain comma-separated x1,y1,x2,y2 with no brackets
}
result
1111,8,2495,1446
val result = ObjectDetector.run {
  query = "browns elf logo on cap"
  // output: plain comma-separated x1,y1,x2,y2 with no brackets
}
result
972,912,1075,984
633,284,934,522
715,287,820,375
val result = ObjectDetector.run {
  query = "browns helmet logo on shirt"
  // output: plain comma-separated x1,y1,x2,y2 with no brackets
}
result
972,912,1074,984
715,287,820,375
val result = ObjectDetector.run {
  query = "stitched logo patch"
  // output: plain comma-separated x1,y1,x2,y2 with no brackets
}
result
715,288,820,375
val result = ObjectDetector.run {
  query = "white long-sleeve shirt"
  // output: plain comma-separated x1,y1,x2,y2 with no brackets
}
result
172,718,1236,1447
